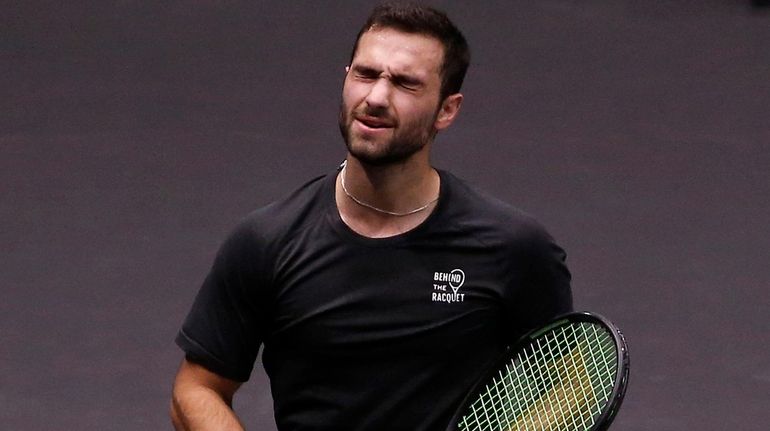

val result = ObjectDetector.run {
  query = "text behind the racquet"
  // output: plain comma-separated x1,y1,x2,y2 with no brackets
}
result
447,312,630,431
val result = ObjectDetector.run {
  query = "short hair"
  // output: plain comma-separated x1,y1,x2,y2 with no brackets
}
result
349,2,471,101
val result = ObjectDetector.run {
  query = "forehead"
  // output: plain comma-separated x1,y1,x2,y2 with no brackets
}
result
353,27,444,78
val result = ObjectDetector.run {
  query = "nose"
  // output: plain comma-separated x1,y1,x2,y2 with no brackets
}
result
364,78,391,110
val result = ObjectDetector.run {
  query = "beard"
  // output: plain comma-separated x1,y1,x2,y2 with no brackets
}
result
338,100,438,167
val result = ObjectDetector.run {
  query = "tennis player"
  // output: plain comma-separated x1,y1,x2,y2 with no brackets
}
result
171,3,573,430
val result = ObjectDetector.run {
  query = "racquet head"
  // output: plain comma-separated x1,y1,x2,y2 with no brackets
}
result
448,312,630,431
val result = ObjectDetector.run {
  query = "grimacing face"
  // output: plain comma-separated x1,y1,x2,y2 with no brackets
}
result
338,28,448,166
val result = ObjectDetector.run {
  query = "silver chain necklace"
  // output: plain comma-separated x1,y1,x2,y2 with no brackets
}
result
339,161,439,217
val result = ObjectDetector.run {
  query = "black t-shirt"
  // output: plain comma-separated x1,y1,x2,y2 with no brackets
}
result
176,169,572,430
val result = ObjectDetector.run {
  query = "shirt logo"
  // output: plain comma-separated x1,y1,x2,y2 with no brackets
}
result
431,269,466,303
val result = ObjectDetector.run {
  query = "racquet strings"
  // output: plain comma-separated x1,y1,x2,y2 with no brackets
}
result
458,322,618,431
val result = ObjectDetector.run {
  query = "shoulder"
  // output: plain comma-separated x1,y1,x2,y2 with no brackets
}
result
220,173,333,256
438,170,552,247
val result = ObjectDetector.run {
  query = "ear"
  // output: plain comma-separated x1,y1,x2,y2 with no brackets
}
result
434,93,463,131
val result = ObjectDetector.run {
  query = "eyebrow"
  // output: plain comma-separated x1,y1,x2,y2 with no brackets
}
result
350,64,380,77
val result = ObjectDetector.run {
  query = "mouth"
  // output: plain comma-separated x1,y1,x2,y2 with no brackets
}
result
354,115,394,130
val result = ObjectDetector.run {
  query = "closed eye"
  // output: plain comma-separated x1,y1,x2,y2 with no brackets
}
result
349,65,424,91
351,66,380,81
393,76,422,91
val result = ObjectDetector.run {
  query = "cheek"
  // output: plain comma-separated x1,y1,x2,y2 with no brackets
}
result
397,98,438,125
342,81,366,108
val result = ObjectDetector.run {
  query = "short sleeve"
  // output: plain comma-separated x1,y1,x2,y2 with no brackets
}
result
507,221,573,341
175,220,271,382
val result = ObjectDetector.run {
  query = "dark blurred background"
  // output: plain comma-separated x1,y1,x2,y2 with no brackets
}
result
2,1,769,429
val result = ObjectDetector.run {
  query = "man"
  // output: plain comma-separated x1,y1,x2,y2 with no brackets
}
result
171,3,572,430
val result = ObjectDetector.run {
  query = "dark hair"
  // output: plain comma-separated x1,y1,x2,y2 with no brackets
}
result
349,2,470,101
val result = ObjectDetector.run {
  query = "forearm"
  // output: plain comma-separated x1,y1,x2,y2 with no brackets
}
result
171,384,245,431
170,359,246,431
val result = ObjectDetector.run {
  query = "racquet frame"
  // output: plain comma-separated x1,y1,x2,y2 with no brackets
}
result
447,312,630,431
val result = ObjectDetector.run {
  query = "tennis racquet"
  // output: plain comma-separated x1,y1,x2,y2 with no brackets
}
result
447,312,630,431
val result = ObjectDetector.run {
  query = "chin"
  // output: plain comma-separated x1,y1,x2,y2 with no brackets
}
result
348,143,424,167
341,123,428,167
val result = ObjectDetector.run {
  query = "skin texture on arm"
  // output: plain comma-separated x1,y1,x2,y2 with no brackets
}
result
170,358,245,431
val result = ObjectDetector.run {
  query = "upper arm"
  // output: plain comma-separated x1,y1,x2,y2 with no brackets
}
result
506,221,573,339
175,220,271,382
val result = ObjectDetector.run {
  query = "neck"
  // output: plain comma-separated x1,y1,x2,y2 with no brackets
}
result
335,156,440,237
342,157,437,211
